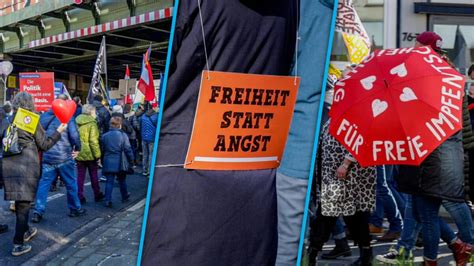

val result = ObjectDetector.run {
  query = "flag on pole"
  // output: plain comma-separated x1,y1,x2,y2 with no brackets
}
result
335,0,371,64
87,36,109,104
123,65,132,104
132,83,145,109
125,65,130,80
137,45,156,102
450,26,471,74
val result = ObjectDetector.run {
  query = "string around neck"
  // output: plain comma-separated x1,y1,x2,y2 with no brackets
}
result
197,0,211,80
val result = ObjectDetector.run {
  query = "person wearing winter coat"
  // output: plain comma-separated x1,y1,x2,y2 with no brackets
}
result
92,95,111,135
101,117,134,207
130,104,144,165
140,105,157,176
2,92,66,256
395,31,472,265
0,108,10,235
75,104,104,203
73,96,82,119
123,104,138,164
310,120,376,265
32,94,85,223
141,1,297,264
466,65,474,202
111,105,135,143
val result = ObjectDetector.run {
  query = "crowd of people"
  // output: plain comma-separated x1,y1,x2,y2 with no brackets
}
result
0,93,158,256
309,32,474,266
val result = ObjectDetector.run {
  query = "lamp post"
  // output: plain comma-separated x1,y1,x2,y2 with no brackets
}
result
0,61,13,105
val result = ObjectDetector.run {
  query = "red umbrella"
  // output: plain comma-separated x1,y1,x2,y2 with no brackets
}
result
329,46,466,167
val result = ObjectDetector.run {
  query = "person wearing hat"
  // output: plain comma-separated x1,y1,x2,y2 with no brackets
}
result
376,31,473,266
415,31,444,52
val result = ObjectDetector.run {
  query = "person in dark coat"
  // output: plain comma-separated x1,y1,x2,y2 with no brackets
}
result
111,105,135,142
141,1,297,265
139,105,157,176
92,94,111,135
462,95,474,201
130,104,144,165
395,32,472,265
0,107,10,235
2,92,66,256
466,65,474,203
73,96,83,119
32,94,85,223
123,104,138,165
101,117,134,207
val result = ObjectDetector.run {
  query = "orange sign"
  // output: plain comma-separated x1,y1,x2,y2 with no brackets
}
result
185,71,300,170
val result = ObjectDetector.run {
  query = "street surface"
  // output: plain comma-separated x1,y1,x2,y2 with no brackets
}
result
0,168,149,266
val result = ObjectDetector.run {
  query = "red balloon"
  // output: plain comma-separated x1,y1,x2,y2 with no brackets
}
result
52,99,77,124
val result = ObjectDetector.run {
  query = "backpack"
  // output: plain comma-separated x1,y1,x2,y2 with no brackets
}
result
3,124,23,157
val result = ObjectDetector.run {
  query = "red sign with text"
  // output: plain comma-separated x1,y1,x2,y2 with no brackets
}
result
19,72,55,112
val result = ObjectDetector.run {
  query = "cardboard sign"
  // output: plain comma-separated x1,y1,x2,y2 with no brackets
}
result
13,108,40,134
19,72,55,112
185,71,300,170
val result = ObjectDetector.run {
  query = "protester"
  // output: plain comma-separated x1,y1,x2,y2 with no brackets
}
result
0,107,10,235
141,1,297,264
92,95,111,135
393,31,472,266
112,104,135,143
3,104,13,123
76,104,104,203
369,165,403,242
2,92,66,256
101,117,134,207
123,104,138,166
140,103,157,176
73,96,83,119
310,120,376,266
466,65,474,204
130,104,144,165
32,94,85,223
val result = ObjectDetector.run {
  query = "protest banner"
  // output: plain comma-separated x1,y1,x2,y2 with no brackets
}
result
19,72,55,112
185,71,300,170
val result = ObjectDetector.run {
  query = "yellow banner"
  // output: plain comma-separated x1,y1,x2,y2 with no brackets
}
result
13,108,40,134
329,63,342,79
342,33,371,64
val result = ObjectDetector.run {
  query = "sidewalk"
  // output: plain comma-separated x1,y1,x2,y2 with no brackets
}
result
41,199,145,266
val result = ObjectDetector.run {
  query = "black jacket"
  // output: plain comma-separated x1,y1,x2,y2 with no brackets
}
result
93,100,111,135
397,131,465,202
2,118,60,201
111,112,135,140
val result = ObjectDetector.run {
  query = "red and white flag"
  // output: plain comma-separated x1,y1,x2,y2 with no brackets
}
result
125,65,130,80
137,46,155,102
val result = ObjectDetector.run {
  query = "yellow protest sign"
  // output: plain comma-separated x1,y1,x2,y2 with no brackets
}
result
13,108,40,134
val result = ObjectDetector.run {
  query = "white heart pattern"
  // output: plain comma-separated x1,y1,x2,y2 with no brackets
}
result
390,63,408,77
372,99,388,118
360,75,377,90
400,87,417,102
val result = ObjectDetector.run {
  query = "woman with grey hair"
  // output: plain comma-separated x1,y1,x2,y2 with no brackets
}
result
2,92,67,256
75,104,104,204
